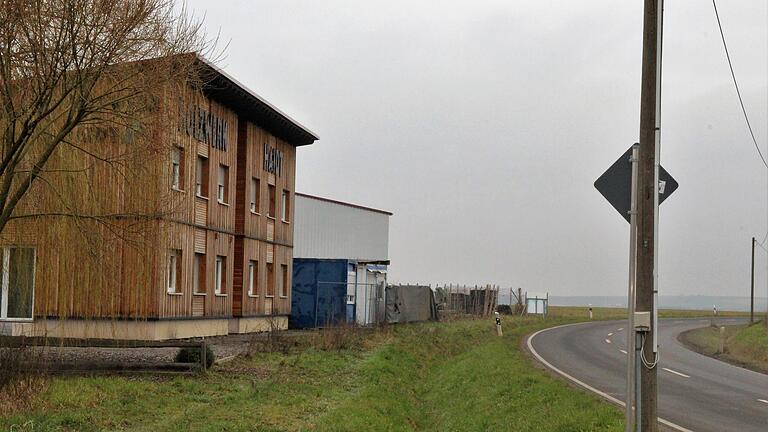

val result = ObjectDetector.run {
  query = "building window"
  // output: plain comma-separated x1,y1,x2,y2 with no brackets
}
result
215,255,226,295
280,264,288,297
196,156,209,197
0,247,35,320
217,164,229,204
266,262,274,297
193,253,206,294
268,184,276,218
167,249,181,294
250,178,260,214
281,190,290,222
171,147,184,190
248,260,258,296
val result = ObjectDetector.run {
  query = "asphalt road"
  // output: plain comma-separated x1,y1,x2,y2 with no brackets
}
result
527,318,768,432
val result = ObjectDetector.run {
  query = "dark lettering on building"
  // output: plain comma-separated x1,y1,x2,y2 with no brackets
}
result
180,105,228,151
263,143,283,176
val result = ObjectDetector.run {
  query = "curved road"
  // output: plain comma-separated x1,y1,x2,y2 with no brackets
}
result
528,318,768,432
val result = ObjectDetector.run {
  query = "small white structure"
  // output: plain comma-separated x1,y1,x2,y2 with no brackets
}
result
526,292,549,315
294,193,391,325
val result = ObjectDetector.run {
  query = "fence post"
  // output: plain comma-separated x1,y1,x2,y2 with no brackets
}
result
200,339,207,372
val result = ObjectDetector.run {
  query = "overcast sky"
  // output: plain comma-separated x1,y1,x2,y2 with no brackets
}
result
186,0,768,298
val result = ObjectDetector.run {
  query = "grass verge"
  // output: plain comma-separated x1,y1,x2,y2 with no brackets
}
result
0,307,744,431
679,323,768,374
1,315,624,432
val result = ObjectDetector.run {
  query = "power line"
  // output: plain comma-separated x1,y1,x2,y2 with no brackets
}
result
712,0,768,169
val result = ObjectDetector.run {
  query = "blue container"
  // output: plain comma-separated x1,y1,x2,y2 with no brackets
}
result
290,259,349,329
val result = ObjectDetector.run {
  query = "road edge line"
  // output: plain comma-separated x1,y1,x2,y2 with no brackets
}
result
526,322,694,432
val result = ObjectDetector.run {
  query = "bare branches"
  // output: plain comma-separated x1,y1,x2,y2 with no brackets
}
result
0,0,212,235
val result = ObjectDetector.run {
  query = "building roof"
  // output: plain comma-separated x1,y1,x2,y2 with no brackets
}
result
195,55,319,147
295,192,393,216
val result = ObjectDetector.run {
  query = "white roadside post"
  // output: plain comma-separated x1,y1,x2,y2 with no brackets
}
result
495,312,503,336
589,304,593,320
719,326,726,354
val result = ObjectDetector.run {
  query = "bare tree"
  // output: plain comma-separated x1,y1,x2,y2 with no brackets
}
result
0,0,211,233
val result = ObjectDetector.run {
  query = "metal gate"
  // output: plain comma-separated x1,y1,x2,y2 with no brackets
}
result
317,281,385,326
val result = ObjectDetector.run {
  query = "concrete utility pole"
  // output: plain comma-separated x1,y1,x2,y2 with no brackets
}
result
636,0,663,430
751,237,755,324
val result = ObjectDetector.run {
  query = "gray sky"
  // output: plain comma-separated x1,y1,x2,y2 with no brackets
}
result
187,0,768,297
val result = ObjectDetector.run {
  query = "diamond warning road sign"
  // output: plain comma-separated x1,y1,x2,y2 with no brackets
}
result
594,145,678,223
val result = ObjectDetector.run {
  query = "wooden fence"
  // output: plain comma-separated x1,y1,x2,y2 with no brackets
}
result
435,284,499,317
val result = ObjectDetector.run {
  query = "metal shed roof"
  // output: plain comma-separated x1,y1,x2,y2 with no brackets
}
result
295,192,393,216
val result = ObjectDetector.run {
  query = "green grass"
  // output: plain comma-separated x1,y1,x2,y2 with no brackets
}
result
680,322,768,374
0,307,747,431
2,316,624,432
549,305,749,320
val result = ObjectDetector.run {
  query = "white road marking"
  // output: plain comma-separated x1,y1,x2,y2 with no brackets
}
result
617,328,624,331
526,324,695,432
619,349,628,355
608,332,614,337
758,399,768,405
663,368,690,378
605,339,612,344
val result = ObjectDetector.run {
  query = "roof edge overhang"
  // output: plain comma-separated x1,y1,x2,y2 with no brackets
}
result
194,55,319,147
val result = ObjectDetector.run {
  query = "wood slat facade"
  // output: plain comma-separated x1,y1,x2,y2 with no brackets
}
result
0,57,317,339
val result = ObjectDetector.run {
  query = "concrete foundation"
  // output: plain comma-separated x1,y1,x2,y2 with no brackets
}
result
228,316,288,334
0,316,287,340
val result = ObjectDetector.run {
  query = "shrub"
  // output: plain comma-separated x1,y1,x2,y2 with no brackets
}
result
0,343,47,413
245,318,299,356
313,322,364,351
175,345,215,369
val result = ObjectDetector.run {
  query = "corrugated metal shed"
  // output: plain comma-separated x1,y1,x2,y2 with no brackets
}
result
293,193,390,262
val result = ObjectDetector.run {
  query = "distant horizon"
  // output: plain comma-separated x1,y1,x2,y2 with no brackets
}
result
546,294,768,312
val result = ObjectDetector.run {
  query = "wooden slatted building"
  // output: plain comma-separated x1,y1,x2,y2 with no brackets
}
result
0,55,318,340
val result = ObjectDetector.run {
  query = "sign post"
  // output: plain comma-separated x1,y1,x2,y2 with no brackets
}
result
594,143,676,432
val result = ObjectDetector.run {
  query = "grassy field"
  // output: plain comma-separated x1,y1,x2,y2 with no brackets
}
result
0,307,740,432
549,305,749,320
680,322,768,374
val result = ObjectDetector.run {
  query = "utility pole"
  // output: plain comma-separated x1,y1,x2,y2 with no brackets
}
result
751,237,755,324
636,0,663,430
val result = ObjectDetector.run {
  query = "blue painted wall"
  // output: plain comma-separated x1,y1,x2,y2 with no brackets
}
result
290,259,349,329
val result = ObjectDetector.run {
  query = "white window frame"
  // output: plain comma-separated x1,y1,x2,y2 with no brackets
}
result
171,147,182,191
215,255,224,295
281,190,289,222
0,247,36,321
265,262,275,297
248,260,257,296
217,165,227,204
195,155,206,197
193,253,203,295
250,177,259,214
166,250,180,294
